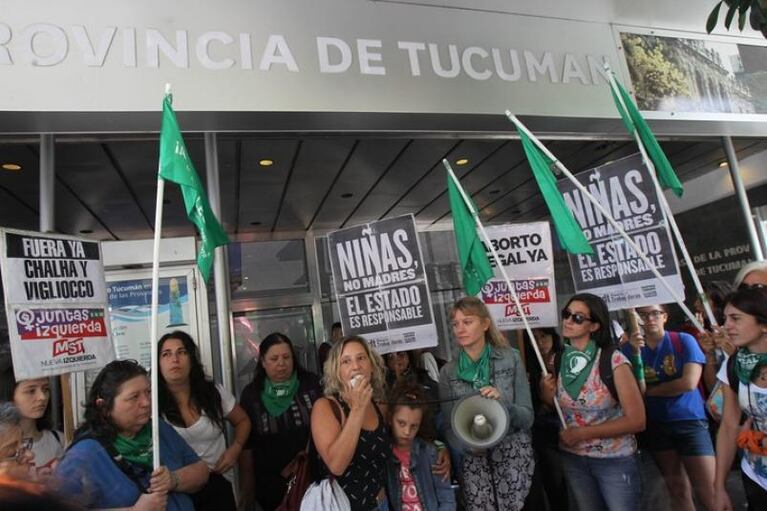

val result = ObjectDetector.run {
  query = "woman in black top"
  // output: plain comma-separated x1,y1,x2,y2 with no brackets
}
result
238,333,322,511
310,335,389,511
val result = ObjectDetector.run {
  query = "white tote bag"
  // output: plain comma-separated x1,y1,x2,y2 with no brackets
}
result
299,478,351,511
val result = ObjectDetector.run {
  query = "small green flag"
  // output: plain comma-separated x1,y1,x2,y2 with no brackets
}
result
446,170,493,296
610,76,684,197
159,94,229,281
517,129,593,255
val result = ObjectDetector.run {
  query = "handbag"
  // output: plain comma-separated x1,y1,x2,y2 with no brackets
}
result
299,478,351,511
275,449,312,511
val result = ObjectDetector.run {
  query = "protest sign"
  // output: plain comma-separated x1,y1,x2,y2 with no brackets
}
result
328,215,437,354
0,229,115,378
479,222,558,328
558,153,684,310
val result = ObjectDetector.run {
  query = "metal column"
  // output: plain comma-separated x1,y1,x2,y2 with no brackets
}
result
722,136,764,261
40,134,55,233
204,132,235,392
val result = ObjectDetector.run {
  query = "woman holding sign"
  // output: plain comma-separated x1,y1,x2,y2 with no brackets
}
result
439,296,534,511
540,293,645,511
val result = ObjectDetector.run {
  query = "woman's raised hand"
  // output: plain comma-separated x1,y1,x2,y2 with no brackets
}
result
344,376,373,411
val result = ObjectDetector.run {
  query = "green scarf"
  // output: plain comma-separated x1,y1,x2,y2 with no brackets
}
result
262,371,299,417
113,424,153,467
735,348,767,384
457,344,492,389
560,340,598,400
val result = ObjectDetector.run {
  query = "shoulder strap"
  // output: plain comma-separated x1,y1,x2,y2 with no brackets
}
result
599,346,619,403
727,354,739,394
668,331,683,355
328,396,344,424
50,429,61,444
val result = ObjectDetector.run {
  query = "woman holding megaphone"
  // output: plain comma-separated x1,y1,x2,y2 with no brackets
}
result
540,293,646,511
438,296,534,510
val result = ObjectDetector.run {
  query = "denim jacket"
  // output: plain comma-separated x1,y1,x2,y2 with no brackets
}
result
438,345,534,453
385,438,456,511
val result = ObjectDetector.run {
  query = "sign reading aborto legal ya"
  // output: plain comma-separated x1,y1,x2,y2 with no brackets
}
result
0,229,115,379
558,153,684,310
479,222,558,329
328,215,437,355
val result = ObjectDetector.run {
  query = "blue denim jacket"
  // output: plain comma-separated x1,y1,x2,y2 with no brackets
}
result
385,438,456,511
438,345,534,454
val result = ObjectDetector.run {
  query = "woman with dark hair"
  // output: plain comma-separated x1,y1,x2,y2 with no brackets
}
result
540,293,645,511
0,355,63,479
238,332,321,510
714,287,767,509
158,331,250,511
384,351,439,405
55,359,208,510
439,296,534,510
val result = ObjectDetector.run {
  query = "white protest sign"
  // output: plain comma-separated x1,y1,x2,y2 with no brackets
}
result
558,153,685,310
0,229,115,379
479,222,559,329
328,215,438,355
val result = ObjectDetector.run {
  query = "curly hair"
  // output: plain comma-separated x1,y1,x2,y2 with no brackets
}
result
322,336,386,401
449,296,509,348
250,332,311,395
157,331,224,431
75,359,148,444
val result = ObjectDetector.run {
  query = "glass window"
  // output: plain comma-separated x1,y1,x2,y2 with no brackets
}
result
229,240,309,299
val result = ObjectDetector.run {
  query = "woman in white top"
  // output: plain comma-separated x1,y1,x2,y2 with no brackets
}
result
0,354,64,479
158,330,251,511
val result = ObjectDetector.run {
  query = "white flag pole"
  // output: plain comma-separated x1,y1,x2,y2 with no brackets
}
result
506,112,705,333
149,83,172,469
604,63,716,330
444,159,567,428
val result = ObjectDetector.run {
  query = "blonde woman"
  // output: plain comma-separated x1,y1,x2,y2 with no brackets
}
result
310,335,390,511
439,297,534,510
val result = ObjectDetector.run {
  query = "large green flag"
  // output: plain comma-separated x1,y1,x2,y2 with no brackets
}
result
517,129,593,254
446,170,493,296
610,76,684,197
159,94,229,281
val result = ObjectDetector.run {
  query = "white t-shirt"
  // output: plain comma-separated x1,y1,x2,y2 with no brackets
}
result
31,429,64,478
717,363,767,490
169,384,236,483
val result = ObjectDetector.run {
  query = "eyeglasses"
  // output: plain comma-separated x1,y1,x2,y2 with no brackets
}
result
0,438,32,464
561,309,592,325
738,283,767,291
385,352,408,360
637,310,665,320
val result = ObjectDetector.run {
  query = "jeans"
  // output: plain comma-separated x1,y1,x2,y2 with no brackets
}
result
560,451,641,511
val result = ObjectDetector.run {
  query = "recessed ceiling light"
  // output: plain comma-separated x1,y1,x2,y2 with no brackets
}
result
1,163,21,171
341,193,353,198
259,159,274,167
719,161,728,168
455,158,469,166
250,221,262,226
79,229,93,234
489,189,500,195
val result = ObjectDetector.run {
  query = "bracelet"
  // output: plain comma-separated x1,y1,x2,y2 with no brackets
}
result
170,470,180,491
433,440,446,451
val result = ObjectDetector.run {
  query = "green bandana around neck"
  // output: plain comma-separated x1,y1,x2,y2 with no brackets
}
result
262,371,299,417
457,343,492,389
735,348,767,385
113,424,153,467
560,339,598,400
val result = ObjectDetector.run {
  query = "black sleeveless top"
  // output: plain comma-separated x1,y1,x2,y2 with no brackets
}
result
333,396,389,511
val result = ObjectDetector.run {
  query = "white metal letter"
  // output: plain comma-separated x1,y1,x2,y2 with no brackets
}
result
71,25,116,67
397,41,425,76
462,46,491,80
196,31,234,70
146,29,189,68
259,34,298,72
23,23,68,66
357,39,385,75
317,37,351,73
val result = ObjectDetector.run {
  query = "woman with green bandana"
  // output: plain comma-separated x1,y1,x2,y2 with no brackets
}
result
540,293,645,511
157,331,250,511
239,332,321,510
438,296,534,510
714,286,767,510
55,359,209,510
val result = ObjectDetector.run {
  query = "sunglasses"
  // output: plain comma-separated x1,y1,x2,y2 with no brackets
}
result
561,309,592,325
738,283,767,291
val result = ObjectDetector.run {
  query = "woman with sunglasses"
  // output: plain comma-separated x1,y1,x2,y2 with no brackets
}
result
713,287,767,510
439,296,534,510
540,293,645,511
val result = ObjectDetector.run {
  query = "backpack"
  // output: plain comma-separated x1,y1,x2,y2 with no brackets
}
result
554,345,619,402
667,331,709,400
725,354,740,394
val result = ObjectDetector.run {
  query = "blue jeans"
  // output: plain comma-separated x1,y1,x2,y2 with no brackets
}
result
560,451,641,511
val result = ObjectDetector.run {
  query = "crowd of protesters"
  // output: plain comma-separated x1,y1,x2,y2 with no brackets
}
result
0,262,765,509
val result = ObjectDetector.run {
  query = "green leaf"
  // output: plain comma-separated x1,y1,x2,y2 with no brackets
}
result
725,1,739,28
707,1,724,32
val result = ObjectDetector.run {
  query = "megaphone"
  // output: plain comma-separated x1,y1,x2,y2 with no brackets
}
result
451,394,510,451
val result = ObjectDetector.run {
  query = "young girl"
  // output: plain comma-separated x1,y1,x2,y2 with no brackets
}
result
386,382,455,511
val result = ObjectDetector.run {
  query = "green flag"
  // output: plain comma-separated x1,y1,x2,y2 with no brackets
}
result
610,76,684,197
517,129,593,255
446,170,493,296
159,94,229,281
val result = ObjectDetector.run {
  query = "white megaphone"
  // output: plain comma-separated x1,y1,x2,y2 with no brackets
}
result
451,394,510,451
